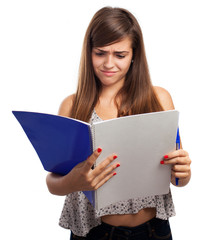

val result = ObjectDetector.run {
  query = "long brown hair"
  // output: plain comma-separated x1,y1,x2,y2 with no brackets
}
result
71,7,163,122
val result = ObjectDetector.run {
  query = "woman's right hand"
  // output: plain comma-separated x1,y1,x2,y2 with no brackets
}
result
46,148,120,195
64,148,120,192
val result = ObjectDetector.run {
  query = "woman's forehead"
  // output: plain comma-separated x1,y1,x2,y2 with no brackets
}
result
93,37,132,51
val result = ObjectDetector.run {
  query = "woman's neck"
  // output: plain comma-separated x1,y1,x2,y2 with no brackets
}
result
95,82,124,120
100,81,123,101
95,91,119,120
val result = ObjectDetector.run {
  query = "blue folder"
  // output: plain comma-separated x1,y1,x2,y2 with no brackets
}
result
12,111,95,205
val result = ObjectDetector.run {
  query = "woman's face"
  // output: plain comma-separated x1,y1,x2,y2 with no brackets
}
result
91,37,133,88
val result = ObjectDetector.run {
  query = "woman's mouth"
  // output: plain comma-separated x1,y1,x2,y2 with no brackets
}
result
101,70,117,77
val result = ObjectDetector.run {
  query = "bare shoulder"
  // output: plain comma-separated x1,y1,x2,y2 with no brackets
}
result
154,86,175,111
58,94,75,117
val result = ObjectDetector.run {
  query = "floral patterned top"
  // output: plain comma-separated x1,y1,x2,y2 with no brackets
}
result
59,110,176,237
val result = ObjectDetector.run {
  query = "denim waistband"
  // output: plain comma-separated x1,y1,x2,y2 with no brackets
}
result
101,217,159,235
71,218,172,240
98,217,170,239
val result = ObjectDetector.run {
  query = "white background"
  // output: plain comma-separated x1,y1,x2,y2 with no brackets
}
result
1,0,203,239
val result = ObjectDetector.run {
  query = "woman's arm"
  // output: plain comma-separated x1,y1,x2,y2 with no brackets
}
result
154,86,192,187
46,95,120,195
46,172,75,196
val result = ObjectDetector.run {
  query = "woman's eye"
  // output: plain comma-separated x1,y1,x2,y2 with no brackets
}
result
116,55,125,59
95,52,104,56
94,52,125,59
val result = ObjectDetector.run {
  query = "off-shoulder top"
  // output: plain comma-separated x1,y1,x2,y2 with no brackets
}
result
59,110,176,237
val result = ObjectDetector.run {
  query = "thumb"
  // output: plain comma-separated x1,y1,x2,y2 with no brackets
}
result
84,148,102,171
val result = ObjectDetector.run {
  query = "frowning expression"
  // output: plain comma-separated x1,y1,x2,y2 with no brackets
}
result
92,37,133,88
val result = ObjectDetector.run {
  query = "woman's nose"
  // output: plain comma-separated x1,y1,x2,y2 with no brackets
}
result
103,55,114,69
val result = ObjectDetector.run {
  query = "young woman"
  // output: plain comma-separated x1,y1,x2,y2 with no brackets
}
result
46,7,191,240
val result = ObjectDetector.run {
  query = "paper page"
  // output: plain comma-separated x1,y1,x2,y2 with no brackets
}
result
93,110,179,210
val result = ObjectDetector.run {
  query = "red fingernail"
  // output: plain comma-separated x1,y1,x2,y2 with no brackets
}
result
97,148,102,153
113,155,118,159
164,155,168,159
160,160,164,164
116,163,120,167
113,172,117,176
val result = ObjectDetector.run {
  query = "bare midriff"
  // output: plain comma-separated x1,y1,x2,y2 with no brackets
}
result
101,208,156,227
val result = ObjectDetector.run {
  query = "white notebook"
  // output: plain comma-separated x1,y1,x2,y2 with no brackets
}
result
92,110,179,210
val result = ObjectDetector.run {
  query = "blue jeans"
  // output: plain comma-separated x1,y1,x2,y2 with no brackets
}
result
70,217,173,240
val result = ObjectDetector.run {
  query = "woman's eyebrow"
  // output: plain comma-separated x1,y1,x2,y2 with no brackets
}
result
95,48,129,54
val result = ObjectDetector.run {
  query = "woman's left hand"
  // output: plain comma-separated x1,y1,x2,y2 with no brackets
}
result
161,149,192,186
